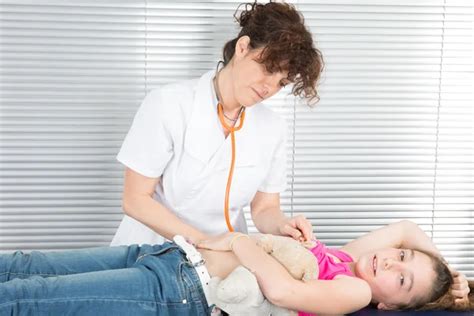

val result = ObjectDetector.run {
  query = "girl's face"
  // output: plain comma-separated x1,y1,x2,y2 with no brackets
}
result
354,247,436,310
231,37,290,107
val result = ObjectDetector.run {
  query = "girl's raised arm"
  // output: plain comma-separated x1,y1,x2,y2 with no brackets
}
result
340,220,470,304
341,220,440,261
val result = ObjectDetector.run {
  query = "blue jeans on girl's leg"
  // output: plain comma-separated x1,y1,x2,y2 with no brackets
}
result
0,243,211,316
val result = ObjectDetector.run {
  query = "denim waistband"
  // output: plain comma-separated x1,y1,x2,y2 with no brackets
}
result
134,242,212,315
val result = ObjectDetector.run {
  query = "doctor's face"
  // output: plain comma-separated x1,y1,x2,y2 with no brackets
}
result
232,44,291,107
354,247,436,310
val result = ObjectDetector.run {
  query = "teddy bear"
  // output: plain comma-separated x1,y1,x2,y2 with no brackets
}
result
207,234,318,316
208,266,290,316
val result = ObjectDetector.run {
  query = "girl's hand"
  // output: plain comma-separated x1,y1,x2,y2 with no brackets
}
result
196,232,245,251
450,269,470,303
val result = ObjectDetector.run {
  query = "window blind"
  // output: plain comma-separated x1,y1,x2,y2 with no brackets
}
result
0,1,472,278
291,0,473,277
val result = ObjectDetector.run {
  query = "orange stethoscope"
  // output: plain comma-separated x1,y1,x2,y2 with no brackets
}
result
217,104,245,232
215,67,246,232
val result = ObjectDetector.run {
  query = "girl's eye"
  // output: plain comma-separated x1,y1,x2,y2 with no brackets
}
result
400,250,405,261
400,274,405,286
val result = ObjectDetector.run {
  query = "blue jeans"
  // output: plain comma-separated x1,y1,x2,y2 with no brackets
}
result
0,242,211,315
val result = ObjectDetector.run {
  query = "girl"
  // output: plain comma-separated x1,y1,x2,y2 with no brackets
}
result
1,220,471,315
198,220,473,314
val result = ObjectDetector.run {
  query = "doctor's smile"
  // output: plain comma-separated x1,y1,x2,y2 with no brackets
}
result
251,87,264,101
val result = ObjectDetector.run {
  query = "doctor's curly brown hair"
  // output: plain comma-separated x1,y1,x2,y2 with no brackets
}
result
222,1,324,106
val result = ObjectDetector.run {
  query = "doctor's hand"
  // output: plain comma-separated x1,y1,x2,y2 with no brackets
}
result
196,232,249,252
278,215,314,242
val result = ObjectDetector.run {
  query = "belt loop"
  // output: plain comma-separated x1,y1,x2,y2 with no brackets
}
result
173,235,214,308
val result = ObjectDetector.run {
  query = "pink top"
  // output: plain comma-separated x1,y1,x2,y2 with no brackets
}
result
298,240,355,316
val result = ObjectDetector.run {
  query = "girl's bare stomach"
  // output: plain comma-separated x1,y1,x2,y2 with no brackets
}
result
198,248,241,279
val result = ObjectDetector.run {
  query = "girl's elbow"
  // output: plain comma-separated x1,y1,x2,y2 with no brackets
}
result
399,219,417,229
361,283,372,307
266,290,287,308
338,280,372,314
352,282,372,312
264,280,294,307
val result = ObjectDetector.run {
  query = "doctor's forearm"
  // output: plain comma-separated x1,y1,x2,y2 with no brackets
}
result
252,208,288,235
123,196,208,241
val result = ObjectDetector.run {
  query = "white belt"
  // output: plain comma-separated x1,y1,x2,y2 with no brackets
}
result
173,235,214,308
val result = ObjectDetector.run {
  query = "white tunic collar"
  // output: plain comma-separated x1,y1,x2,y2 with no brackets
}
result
184,70,258,168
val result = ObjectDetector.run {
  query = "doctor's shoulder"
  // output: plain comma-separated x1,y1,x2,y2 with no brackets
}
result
157,78,197,114
144,79,196,124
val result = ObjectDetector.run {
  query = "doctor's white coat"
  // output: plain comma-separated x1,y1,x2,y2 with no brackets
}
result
111,70,288,246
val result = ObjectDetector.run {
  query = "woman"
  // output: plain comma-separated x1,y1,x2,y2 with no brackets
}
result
1,220,471,315
111,1,323,246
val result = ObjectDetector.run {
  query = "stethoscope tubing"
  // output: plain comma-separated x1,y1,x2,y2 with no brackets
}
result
217,103,246,232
